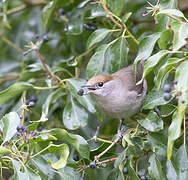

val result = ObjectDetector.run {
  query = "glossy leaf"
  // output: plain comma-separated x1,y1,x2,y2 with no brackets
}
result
48,128,90,159
157,9,187,20
107,0,125,16
1,112,20,144
127,158,140,180
134,33,160,65
158,29,172,50
171,22,188,50
167,110,183,160
138,111,163,132
148,154,166,180
0,82,33,104
42,0,57,29
156,57,181,89
47,144,69,169
142,89,169,110
87,29,112,49
140,50,169,82
122,12,132,23
63,98,88,130
66,78,96,113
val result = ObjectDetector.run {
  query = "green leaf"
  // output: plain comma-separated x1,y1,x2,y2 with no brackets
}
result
87,29,112,49
86,37,129,78
167,110,183,160
127,158,140,180
107,0,125,16
12,159,41,180
156,58,182,89
0,82,33,104
157,9,187,20
42,0,57,29
166,160,178,180
86,44,108,79
0,146,11,154
140,50,169,82
122,12,132,24
42,88,65,115
134,33,160,65
48,128,90,159
158,29,172,50
104,36,129,72
138,111,163,132
66,78,96,113
142,89,169,110
63,98,88,130
1,112,21,144
175,144,188,180
148,154,166,180
171,22,188,50
47,144,69,169
147,132,167,159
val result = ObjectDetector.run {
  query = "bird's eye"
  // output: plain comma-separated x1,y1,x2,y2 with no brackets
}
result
98,82,104,87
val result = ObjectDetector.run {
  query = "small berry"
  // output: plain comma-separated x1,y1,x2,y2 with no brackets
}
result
89,161,96,169
181,100,185,104
173,80,178,85
0,106,2,111
26,99,30,105
59,8,66,15
77,89,84,96
28,101,35,107
140,175,147,180
79,177,84,180
73,154,79,161
163,84,171,93
35,34,40,39
22,126,28,132
38,126,43,131
42,35,49,42
30,95,38,102
17,125,23,132
163,93,171,101
123,167,128,174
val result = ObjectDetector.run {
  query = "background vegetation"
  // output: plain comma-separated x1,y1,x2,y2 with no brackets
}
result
0,0,188,179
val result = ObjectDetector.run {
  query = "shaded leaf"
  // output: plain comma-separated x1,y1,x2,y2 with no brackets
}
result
63,98,88,130
0,82,33,104
87,29,112,49
107,0,125,16
127,158,140,180
134,33,160,65
42,0,57,29
138,111,163,132
171,22,188,50
158,29,172,50
48,128,90,159
142,89,169,110
1,112,20,144
148,154,166,180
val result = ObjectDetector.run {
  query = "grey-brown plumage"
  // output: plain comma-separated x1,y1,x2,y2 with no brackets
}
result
79,63,147,119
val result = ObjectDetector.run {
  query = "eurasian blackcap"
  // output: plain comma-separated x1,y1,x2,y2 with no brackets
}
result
78,63,147,120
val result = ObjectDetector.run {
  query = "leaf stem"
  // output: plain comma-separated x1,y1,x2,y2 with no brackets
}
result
33,85,59,90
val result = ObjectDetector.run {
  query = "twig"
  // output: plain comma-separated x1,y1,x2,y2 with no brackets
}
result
35,49,60,83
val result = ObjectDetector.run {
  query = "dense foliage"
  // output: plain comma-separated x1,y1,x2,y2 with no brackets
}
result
0,0,188,179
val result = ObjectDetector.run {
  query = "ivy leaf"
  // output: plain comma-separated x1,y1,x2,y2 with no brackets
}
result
1,112,21,144
171,22,188,50
138,111,163,132
0,82,33,104
87,29,112,49
142,89,169,110
48,128,90,159
47,144,69,169
63,98,88,130
158,29,172,50
148,154,166,180
42,0,57,29
139,50,169,83
134,33,160,65
156,58,182,89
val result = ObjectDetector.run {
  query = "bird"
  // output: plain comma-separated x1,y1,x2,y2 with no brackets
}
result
77,62,147,128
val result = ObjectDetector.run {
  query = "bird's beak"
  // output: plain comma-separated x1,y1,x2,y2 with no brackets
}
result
77,84,97,96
